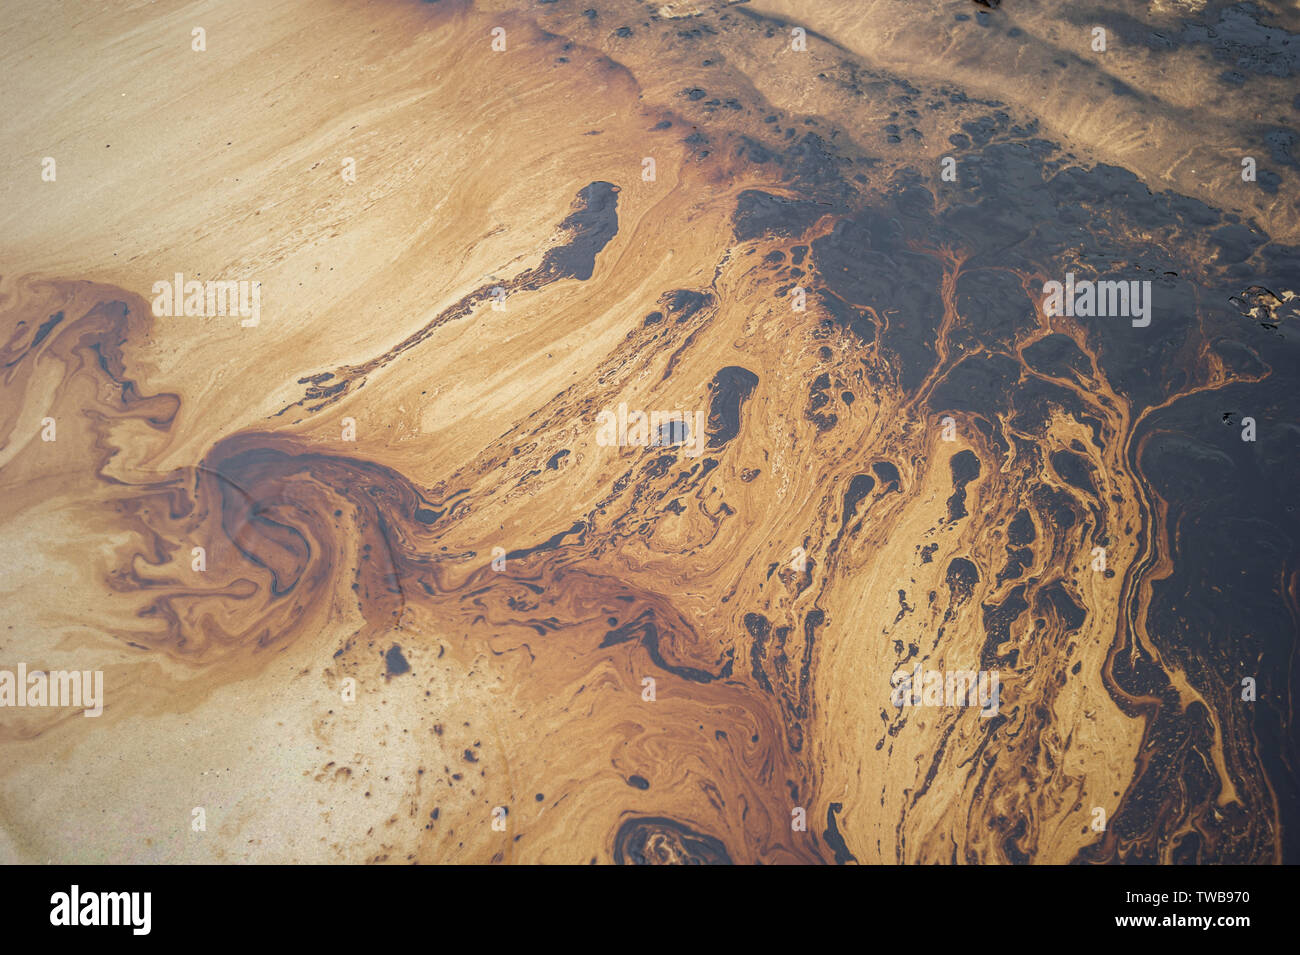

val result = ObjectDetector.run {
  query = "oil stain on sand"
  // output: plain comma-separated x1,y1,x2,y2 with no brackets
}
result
0,0,1297,863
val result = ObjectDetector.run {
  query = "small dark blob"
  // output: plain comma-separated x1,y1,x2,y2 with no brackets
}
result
657,417,691,447
30,311,63,348
842,473,876,526
613,817,733,864
946,449,981,521
823,803,858,865
705,366,760,449
1039,582,1087,632
615,26,632,38
872,460,901,489
664,288,711,321
1007,508,1036,545
627,775,650,790
536,181,620,282
385,645,410,676
1050,449,1097,496
946,557,980,603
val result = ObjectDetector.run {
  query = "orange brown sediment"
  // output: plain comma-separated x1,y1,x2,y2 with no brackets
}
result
0,0,1295,863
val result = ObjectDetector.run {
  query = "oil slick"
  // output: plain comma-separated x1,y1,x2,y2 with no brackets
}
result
0,0,1295,865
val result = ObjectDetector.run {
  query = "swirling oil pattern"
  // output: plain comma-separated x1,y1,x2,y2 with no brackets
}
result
0,0,1295,864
